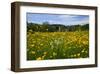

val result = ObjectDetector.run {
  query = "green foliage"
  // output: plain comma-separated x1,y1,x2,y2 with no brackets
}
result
27,22,89,32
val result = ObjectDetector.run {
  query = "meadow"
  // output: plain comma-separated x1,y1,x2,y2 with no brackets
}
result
27,31,89,60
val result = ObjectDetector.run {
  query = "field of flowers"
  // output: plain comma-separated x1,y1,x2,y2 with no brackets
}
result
27,31,89,60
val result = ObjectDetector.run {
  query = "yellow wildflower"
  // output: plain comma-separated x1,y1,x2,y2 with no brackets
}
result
36,57,42,60
44,52,47,55
42,55,45,59
31,44,34,47
77,53,80,57
40,43,43,46
31,51,35,54
83,41,87,45
81,50,84,53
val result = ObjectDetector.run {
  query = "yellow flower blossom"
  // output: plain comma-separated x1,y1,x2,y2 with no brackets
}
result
77,53,80,57
36,57,42,60
42,55,45,59
31,51,35,54
81,50,85,53
44,52,47,55
31,44,35,47
40,43,43,46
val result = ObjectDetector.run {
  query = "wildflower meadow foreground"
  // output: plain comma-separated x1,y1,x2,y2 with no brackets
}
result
27,31,89,60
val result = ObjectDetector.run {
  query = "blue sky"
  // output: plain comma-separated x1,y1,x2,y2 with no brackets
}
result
27,13,89,25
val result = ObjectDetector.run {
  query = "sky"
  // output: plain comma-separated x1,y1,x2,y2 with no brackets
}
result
27,13,89,26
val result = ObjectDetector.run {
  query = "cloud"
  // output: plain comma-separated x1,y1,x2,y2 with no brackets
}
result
27,13,89,25
59,15,77,19
57,15,89,25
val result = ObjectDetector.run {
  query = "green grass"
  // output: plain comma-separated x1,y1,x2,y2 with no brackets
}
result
27,31,89,60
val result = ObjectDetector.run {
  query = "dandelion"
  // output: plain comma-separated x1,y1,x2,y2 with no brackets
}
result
44,52,47,55
42,55,45,59
40,43,43,46
31,51,35,54
77,53,80,57
83,41,87,45
81,50,84,53
31,44,35,47
36,57,42,60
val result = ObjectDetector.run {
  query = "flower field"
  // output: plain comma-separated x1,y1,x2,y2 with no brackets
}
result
27,31,89,60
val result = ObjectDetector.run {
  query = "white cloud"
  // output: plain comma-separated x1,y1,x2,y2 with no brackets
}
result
58,15,77,19
70,20,89,25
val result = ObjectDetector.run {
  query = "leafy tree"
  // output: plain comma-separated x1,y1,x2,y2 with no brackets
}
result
27,22,89,32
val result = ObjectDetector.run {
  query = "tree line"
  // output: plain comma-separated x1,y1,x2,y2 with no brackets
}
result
27,22,89,32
